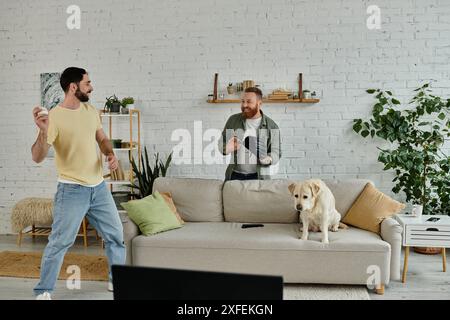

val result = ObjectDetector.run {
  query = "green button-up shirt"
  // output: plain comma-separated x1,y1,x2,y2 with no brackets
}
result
218,110,281,180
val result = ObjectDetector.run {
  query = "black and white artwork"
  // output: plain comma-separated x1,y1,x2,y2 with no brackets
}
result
40,72,63,110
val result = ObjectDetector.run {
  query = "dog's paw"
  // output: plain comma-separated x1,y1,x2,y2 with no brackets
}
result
321,239,329,244
331,225,339,232
301,236,308,241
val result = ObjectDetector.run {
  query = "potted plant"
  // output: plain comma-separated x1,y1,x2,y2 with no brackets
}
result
112,191,134,210
129,147,173,199
121,96,135,114
353,83,450,253
104,95,121,113
110,139,122,148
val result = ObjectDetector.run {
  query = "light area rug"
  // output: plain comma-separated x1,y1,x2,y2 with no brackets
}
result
1,277,371,300
0,251,108,281
0,251,370,300
284,284,370,300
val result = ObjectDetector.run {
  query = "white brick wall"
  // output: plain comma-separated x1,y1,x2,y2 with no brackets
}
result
1,0,449,234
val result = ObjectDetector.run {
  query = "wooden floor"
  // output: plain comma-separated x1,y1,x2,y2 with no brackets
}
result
0,235,111,300
369,247,450,300
0,235,449,300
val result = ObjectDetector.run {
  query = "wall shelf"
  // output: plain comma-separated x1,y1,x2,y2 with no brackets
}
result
113,147,139,152
100,112,138,117
207,98,320,104
104,180,132,185
207,72,320,104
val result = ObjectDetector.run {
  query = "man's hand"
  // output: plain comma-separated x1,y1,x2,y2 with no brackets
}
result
33,106,49,133
106,153,119,171
225,136,241,154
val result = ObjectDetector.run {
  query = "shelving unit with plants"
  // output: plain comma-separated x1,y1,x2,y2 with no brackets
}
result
206,73,320,104
99,107,141,211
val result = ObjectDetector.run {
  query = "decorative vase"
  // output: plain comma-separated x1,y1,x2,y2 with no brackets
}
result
411,204,423,218
227,86,235,95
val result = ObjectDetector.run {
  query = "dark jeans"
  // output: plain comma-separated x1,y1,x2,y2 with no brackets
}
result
230,171,258,181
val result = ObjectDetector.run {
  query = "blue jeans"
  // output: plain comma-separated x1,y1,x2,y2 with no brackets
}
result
34,182,126,295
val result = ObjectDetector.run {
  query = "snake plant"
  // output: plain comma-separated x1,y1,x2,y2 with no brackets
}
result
129,147,173,198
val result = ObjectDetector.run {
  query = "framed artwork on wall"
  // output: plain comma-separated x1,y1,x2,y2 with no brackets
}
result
40,72,63,110
40,72,63,158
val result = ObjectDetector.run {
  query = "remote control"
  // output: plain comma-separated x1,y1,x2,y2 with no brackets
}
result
241,224,264,229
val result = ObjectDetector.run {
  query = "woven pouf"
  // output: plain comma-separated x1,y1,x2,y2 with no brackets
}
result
11,198,53,233
11,197,99,247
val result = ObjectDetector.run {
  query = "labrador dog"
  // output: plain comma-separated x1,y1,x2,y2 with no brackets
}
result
288,179,347,243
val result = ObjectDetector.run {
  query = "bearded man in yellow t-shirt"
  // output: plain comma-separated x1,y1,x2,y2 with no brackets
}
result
31,67,126,300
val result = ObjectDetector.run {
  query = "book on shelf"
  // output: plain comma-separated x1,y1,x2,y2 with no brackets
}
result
271,89,293,94
268,95,292,100
267,89,293,100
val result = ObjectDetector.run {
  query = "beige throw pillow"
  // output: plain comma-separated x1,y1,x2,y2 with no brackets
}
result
159,191,185,224
342,183,405,234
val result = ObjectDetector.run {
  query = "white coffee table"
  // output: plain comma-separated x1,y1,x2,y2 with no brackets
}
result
395,214,449,283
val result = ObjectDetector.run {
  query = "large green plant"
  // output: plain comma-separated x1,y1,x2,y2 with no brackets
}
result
130,147,173,199
353,83,450,215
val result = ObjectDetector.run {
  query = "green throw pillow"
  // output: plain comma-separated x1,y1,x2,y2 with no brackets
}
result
121,191,182,235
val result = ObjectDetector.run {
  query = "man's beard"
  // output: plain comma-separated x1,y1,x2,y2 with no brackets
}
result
75,88,90,102
241,106,259,119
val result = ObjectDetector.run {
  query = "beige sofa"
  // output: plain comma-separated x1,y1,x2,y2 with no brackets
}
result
122,177,403,294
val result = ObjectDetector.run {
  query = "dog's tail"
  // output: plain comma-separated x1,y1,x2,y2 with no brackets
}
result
339,222,349,229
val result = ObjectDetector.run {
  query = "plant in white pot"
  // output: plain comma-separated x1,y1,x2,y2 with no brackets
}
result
353,83,450,254
121,96,135,114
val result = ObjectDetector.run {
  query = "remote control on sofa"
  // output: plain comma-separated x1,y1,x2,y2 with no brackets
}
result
241,224,264,228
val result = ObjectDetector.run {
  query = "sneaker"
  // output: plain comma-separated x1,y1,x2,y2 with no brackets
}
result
107,281,113,292
36,292,52,300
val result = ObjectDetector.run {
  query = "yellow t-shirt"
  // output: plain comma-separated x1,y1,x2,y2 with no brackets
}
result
47,103,104,185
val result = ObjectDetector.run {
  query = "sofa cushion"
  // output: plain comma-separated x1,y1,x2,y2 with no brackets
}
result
132,222,391,284
223,180,298,223
342,183,406,234
153,177,224,222
132,222,390,252
121,191,182,235
322,179,372,218
160,192,184,224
